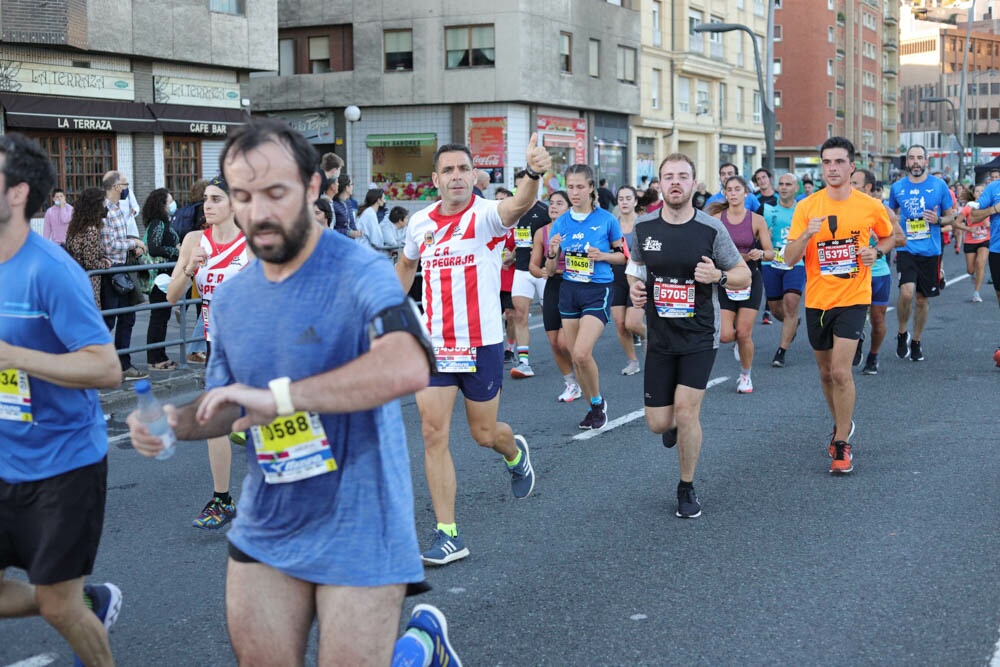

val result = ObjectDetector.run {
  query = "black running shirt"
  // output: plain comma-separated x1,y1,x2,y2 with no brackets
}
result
513,201,551,271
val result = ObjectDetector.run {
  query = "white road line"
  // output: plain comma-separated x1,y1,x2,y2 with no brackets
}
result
3,654,59,667
573,376,728,440
945,272,970,287
991,624,1000,667
108,432,132,445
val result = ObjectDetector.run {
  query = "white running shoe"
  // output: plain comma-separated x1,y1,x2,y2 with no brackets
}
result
972,291,983,303
733,343,741,362
558,382,582,402
510,362,535,379
736,373,753,394
621,359,641,375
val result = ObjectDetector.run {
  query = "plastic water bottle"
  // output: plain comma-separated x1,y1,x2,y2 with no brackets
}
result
133,379,176,461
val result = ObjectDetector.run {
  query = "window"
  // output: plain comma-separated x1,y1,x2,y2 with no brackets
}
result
278,26,354,74
828,124,834,137
754,0,765,17
27,132,116,204
774,58,782,76
774,25,782,42
774,90,782,108
385,30,413,71
678,77,691,113
709,16,724,58
828,26,834,43
737,0,744,8
737,33,744,67
827,91,834,108
697,80,710,114
560,32,572,73
163,137,202,199
210,0,243,15
651,68,661,109
616,45,636,83
828,0,834,9
652,1,662,47
445,25,495,68
827,59,834,76
719,82,727,120
688,9,704,52
863,42,876,59
589,39,600,77
775,122,782,140
753,90,762,123
736,86,745,121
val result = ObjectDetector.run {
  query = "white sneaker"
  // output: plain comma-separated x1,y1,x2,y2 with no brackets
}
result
558,382,582,402
510,362,535,379
972,291,983,303
621,359,641,375
736,373,753,394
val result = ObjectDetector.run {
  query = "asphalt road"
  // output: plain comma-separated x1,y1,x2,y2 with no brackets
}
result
3,249,999,666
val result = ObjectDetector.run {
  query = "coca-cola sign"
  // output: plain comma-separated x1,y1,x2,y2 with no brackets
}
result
469,117,506,168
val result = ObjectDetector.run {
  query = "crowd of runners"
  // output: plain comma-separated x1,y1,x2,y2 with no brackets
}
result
2,119,998,666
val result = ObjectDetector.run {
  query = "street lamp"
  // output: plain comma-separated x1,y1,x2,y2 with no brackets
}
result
344,105,361,172
921,96,963,181
693,22,775,176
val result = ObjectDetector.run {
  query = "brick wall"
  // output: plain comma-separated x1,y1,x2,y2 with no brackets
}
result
0,0,87,48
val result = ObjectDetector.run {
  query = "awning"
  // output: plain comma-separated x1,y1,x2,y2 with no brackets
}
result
0,94,156,133
365,133,436,148
147,103,249,137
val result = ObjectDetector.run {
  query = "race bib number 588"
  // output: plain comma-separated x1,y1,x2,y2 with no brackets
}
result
252,411,337,484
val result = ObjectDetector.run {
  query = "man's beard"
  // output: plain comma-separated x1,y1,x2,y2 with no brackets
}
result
245,200,313,264
665,187,694,210
909,165,925,177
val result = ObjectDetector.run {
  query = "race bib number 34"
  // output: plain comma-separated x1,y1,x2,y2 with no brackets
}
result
0,369,32,422
252,411,337,484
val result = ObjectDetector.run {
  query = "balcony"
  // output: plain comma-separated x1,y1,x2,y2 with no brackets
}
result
884,13,898,26
884,41,898,51
884,119,898,130
883,67,898,77
836,109,846,119
884,92,897,104
836,76,845,88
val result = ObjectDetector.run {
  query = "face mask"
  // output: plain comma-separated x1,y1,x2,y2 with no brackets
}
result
54,199,64,206
167,201,177,216
120,187,129,201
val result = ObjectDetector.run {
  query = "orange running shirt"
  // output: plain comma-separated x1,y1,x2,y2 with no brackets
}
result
789,189,892,310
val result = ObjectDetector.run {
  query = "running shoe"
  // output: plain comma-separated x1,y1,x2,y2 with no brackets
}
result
404,604,464,667
633,334,642,347
558,381,582,403
676,484,702,518
972,290,983,303
510,362,535,379
74,583,124,667
896,332,910,359
508,435,535,499
736,373,753,394
910,339,925,362
761,310,773,325
661,427,678,449
192,496,236,529
621,359,641,375
421,530,469,566
861,355,879,375
829,441,853,474
503,349,515,365
853,332,865,368
578,407,595,430
590,399,608,429
772,347,786,368
229,431,247,446
828,420,856,458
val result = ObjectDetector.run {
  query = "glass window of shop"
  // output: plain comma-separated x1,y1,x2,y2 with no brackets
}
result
164,137,203,202
368,135,438,201
636,137,656,185
27,132,116,204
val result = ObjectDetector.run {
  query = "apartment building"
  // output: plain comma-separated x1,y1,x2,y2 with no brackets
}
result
251,0,641,202
0,1,275,206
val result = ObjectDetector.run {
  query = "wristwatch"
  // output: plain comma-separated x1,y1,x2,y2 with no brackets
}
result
876,249,885,260
524,167,542,181
717,271,728,287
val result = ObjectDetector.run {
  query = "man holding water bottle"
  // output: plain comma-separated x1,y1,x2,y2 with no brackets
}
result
783,137,894,475
0,133,124,666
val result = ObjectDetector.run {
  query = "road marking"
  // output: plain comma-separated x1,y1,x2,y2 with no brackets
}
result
108,433,132,445
573,376,728,440
991,623,1000,667
945,272,970,287
4,654,59,667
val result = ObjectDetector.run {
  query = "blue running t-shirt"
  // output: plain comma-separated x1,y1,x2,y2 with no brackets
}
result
207,230,423,587
551,207,623,284
888,175,953,256
975,180,1000,253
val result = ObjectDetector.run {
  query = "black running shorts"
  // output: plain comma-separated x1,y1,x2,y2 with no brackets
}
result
643,347,717,407
805,305,867,351
896,251,940,298
0,458,108,585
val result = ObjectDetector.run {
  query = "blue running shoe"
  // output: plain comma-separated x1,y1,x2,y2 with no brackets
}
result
421,530,469,566
508,435,535,499
405,604,463,667
74,583,123,667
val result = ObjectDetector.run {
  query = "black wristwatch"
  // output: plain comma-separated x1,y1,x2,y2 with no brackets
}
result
717,271,728,287
875,249,885,260
524,167,542,181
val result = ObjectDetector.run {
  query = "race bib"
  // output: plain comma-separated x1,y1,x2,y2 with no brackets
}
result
252,411,336,484
770,246,791,270
971,225,988,240
817,238,858,276
725,286,752,301
905,217,930,241
514,227,532,248
564,251,594,282
434,346,477,373
653,277,695,318
0,369,31,422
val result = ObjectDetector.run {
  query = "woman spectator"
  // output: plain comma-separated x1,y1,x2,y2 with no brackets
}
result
333,174,361,239
64,187,110,309
143,188,180,370
313,197,333,228
356,188,387,248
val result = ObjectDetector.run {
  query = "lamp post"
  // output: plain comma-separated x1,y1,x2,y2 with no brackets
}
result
693,21,775,176
921,96,963,181
344,105,361,173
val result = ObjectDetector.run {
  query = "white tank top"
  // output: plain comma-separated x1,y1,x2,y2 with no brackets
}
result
194,226,249,341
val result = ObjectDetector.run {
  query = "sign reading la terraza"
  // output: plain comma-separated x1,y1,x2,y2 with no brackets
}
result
0,61,134,100
153,76,241,109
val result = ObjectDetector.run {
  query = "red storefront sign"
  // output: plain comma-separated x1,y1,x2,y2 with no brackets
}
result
468,117,506,168
537,115,587,166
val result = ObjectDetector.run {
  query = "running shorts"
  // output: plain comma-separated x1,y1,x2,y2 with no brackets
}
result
643,347,718,407
805,305,867,351
896,251,940,298
428,341,504,401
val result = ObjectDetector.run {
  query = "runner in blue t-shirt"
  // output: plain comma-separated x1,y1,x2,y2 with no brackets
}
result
0,134,124,666
762,173,806,368
546,164,624,431
970,177,1000,363
127,119,462,666
887,145,963,362
703,162,761,213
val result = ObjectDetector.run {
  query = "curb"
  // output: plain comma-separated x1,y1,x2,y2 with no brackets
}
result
100,367,205,415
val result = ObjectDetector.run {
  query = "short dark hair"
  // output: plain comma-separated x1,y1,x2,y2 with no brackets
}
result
494,187,514,198
820,136,856,163
336,173,352,197
220,117,319,191
565,164,597,207
855,169,876,190
433,143,474,172
0,133,56,220
142,188,172,224
313,197,332,225
320,152,343,172
389,206,409,224
719,162,738,176
53,187,65,196
906,144,928,159
753,167,772,182
599,178,608,186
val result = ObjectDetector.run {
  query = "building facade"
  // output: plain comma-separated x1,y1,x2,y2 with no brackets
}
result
773,0,900,183
0,1,276,212
631,0,768,191
250,0,641,205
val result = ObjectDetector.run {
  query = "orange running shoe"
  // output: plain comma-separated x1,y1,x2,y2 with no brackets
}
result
829,441,853,474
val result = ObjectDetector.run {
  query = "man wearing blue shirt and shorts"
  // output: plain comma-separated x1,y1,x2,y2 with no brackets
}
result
0,134,124,667
762,172,806,368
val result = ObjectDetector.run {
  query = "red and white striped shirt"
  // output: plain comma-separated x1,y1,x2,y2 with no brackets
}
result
195,226,250,342
404,196,509,348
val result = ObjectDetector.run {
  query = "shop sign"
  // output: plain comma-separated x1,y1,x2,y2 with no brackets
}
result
537,115,587,166
154,76,241,109
468,117,506,168
0,60,134,100
267,110,335,144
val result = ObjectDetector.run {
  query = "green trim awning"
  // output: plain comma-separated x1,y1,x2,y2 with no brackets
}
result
365,133,436,148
